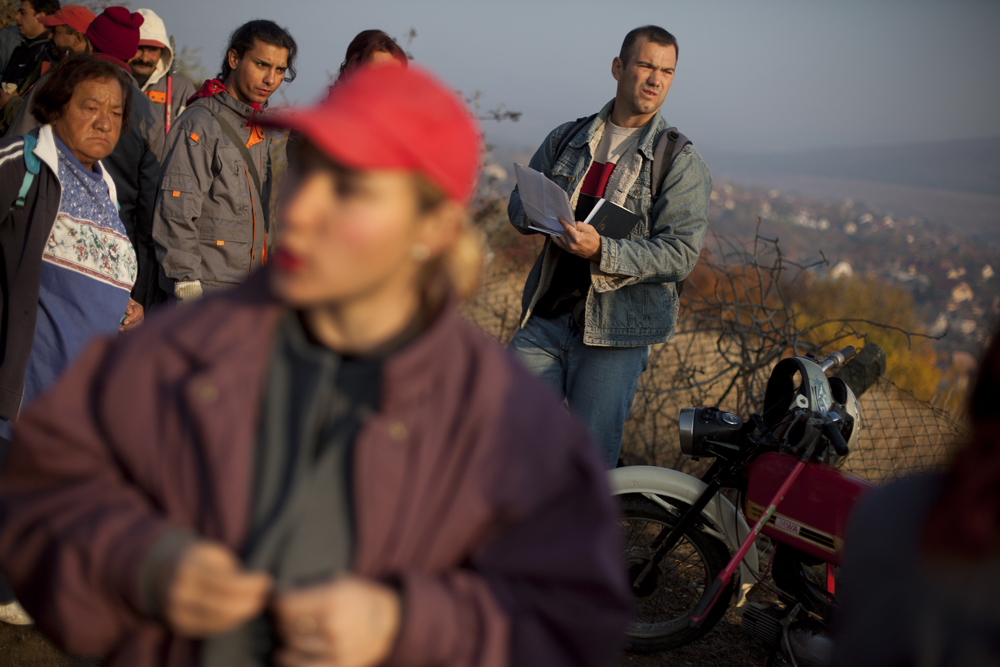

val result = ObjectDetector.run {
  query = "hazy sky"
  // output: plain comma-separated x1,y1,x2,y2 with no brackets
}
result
151,0,999,155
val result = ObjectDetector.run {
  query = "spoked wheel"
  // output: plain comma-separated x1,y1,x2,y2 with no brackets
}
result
618,494,734,652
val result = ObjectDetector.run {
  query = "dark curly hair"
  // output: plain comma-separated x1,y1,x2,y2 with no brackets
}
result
218,19,298,83
31,54,133,132
337,30,407,80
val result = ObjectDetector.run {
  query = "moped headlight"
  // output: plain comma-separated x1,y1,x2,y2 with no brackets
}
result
679,407,697,457
679,407,744,459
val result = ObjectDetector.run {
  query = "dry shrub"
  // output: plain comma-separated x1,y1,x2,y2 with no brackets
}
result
464,215,965,483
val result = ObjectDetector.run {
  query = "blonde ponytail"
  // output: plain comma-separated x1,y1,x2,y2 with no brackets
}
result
414,175,484,303
441,222,484,300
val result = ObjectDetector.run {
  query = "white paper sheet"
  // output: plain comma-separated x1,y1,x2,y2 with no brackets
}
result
513,163,576,236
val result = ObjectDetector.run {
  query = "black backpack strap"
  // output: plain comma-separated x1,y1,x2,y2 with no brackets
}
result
202,105,263,201
651,127,691,199
650,126,693,297
554,113,597,162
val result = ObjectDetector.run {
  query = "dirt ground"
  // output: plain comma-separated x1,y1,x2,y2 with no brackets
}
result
0,622,93,667
1,607,770,667
616,604,771,667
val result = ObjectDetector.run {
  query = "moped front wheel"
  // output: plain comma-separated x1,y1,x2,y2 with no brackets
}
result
618,494,734,652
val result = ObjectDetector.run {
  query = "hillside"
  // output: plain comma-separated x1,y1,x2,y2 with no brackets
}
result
706,136,1000,198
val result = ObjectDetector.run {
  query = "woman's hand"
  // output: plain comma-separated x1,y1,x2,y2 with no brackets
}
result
272,575,401,667
163,541,273,638
119,299,144,333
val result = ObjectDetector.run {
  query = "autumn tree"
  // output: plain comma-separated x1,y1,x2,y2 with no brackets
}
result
788,273,942,400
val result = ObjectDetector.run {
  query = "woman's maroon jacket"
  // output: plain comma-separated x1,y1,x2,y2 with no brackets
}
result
0,270,632,666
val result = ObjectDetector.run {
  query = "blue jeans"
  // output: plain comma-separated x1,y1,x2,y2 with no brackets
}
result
509,312,649,468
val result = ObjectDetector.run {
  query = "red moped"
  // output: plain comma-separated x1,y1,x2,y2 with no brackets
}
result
610,346,876,666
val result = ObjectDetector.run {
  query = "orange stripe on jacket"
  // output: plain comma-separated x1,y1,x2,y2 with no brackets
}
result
247,126,264,148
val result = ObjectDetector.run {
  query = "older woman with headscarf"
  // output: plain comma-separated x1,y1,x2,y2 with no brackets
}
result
0,53,142,624
0,53,143,445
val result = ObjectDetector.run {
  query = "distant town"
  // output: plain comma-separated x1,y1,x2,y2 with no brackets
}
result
707,179,998,371
481,156,998,389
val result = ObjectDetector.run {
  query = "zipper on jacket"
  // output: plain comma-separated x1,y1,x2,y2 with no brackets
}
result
245,166,257,276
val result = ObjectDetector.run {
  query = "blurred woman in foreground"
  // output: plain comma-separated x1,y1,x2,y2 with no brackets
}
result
835,330,1000,666
0,65,632,666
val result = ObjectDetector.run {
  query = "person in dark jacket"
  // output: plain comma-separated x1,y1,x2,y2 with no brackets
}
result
6,7,165,309
0,0,58,131
0,64,633,667
0,5,92,141
152,20,296,303
0,24,25,75
0,54,142,625
834,329,1000,667
39,4,93,60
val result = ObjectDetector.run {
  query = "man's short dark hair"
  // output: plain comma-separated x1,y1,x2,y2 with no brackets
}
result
619,25,678,65
32,54,133,132
24,0,60,16
219,20,298,83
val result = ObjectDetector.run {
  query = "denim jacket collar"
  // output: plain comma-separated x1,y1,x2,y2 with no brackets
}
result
568,99,668,161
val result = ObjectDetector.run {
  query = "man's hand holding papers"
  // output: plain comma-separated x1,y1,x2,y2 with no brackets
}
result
513,163,575,236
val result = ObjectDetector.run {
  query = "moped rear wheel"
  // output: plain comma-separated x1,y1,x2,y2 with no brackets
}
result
619,494,734,652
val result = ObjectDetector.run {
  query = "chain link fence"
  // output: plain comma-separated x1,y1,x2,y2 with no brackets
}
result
464,215,966,485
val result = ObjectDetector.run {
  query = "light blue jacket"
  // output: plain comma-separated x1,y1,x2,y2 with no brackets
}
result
508,99,711,347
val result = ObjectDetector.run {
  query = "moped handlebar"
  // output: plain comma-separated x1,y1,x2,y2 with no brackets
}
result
819,346,857,373
822,418,850,457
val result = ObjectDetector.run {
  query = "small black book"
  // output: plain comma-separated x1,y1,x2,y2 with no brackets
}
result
575,194,641,240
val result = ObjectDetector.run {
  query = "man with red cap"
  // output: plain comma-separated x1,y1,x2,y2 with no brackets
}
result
130,9,195,134
6,6,165,309
0,64,632,667
153,19,297,304
0,5,92,133
39,4,93,59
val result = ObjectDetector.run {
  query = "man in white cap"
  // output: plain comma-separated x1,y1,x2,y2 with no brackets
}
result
130,8,195,131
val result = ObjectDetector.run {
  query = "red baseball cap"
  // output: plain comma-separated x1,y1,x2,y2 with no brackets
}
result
38,5,96,34
263,65,481,202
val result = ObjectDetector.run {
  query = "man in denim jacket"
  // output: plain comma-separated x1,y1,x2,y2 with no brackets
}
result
508,25,711,468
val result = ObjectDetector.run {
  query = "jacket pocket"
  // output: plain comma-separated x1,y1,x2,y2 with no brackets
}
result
550,150,582,193
211,146,251,217
196,218,249,284
629,282,673,329
159,173,198,222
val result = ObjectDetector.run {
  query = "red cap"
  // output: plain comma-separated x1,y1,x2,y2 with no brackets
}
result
38,5,96,34
86,7,144,62
263,65,481,202
138,38,167,49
